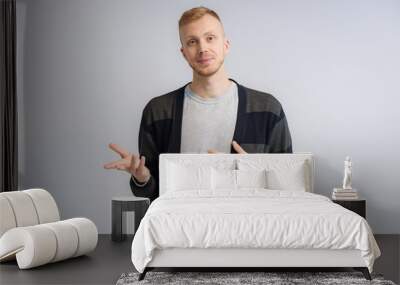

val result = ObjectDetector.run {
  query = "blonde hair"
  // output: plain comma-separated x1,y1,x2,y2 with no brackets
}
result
178,6,222,29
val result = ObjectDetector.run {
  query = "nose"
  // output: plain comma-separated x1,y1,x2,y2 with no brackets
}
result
198,39,208,55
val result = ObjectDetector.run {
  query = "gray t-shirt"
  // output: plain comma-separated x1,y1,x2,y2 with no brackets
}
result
180,82,238,153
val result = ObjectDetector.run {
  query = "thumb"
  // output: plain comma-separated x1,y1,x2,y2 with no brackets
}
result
232,141,247,154
139,156,146,169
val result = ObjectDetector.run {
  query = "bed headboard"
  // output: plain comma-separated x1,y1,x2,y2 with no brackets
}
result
159,153,314,195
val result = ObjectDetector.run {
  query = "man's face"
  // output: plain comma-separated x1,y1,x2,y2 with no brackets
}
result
179,14,230,77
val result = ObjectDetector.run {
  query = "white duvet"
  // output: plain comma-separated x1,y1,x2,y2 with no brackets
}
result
131,189,381,273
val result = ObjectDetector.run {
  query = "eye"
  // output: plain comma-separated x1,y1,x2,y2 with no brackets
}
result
187,39,197,46
207,36,214,41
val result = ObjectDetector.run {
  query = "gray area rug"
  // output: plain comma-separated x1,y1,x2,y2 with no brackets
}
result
116,271,396,285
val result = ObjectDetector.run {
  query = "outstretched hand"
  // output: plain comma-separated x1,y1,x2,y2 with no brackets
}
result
104,143,151,183
207,141,247,154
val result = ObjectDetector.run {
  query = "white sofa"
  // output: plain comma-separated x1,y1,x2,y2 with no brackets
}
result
0,188,98,269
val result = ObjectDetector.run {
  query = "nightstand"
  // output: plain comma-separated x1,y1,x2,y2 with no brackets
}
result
332,199,366,219
111,196,150,242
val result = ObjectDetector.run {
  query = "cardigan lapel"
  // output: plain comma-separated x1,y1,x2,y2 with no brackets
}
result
167,84,187,153
230,79,247,153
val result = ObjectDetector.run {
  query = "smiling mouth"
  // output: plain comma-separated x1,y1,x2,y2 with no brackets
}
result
197,58,213,64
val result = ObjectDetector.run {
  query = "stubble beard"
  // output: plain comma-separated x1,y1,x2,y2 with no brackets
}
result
190,57,224,77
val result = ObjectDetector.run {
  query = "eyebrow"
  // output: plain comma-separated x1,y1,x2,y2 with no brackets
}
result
185,31,216,40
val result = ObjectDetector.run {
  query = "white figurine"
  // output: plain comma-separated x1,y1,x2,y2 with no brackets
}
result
342,156,352,190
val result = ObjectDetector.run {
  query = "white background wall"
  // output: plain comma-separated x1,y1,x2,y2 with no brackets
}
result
16,0,400,233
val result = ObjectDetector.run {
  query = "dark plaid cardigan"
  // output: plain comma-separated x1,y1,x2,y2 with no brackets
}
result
130,79,292,201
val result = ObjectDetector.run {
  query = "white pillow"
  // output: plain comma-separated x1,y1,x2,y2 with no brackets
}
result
167,162,212,192
266,162,306,191
236,169,268,189
211,168,268,190
237,159,308,191
212,168,237,190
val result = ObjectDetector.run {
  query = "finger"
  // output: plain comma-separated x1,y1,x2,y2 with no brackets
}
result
207,149,218,154
130,154,140,170
104,162,127,171
104,159,125,169
232,141,247,154
116,164,128,171
138,156,146,170
108,143,130,158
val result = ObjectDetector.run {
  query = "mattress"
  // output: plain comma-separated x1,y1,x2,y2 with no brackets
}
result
131,189,381,273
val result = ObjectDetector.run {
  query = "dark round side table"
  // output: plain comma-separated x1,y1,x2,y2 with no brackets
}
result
111,196,150,242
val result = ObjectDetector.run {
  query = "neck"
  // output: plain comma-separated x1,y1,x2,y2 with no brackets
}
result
190,66,232,99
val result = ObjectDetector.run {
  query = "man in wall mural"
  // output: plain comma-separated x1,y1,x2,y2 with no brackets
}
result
104,6,292,201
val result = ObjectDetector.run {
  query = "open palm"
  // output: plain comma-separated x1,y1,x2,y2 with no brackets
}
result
104,143,150,183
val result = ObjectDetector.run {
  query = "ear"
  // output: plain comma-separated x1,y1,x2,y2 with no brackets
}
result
180,47,187,60
224,38,230,55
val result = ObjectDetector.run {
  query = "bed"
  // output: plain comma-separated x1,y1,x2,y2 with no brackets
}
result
131,153,381,280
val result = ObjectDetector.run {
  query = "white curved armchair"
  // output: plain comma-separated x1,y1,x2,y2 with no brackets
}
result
0,189,98,269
